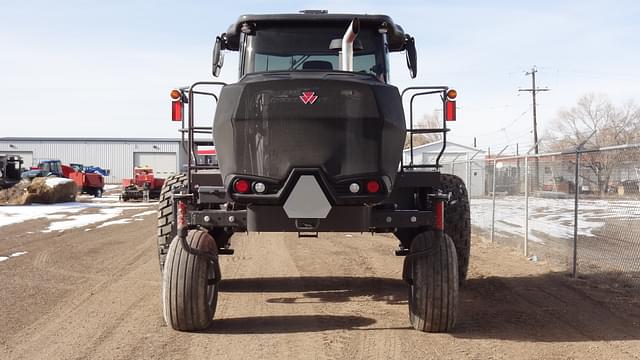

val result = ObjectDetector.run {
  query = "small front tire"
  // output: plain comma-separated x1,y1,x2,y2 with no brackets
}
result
162,230,220,331
407,231,459,332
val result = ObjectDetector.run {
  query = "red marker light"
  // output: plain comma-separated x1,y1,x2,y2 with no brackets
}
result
434,200,444,230
366,180,380,193
446,100,456,121
172,101,183,122
233,179,251,193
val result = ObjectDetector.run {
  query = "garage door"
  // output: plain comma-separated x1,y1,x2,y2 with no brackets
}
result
1,151,33,169
133,152,177,178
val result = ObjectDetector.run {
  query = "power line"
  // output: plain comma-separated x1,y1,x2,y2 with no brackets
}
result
475,107,531,138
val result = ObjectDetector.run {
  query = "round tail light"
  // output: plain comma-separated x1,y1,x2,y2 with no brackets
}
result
233,179,251,193
366,180,380,193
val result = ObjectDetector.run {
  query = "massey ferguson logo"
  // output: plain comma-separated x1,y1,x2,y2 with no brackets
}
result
299,91,318,105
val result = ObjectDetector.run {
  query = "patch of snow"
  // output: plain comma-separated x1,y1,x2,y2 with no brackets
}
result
0,201,155,229
43,208,123,232
0,251,28,263
132,210,156,217
104,184,121,191
90,195,122,202
45,177,74,187
470,196,640,243
97,218,133,228
0,203,87,228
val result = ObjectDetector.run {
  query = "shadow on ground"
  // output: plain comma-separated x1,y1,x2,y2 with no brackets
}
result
218,273,640,340
221,276,406,305
206,315,376,334
454,271,640,342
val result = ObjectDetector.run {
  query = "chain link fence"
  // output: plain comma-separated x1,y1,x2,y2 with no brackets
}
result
442,144,640,286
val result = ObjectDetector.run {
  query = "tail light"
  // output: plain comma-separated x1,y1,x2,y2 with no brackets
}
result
366,180,380,193
233,179,251,194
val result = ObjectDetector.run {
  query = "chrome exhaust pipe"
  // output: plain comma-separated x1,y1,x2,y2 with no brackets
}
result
340,18,360,71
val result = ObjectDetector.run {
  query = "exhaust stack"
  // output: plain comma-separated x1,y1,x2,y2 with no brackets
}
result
340,18,360,72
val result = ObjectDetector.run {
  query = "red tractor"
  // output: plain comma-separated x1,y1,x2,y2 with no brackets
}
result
121,166,165,201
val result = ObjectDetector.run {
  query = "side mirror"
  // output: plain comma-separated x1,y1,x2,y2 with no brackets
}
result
405,35,417,79
212,36,225,77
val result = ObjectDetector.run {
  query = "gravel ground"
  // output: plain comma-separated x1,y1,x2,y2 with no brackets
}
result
1,202,640,359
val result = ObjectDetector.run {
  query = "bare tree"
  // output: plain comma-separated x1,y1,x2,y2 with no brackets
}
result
404,111,442,149
546,93,640,194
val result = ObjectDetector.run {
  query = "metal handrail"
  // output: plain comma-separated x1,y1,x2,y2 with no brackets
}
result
186,82,227,189
400,86,449,171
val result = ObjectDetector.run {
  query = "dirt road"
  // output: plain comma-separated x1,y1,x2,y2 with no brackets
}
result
1,203,640,359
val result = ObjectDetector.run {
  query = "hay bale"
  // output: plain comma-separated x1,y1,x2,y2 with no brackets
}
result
0,180,30,205
22,177,77,204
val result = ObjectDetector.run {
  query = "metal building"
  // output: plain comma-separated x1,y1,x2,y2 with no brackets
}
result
0,137,186,184
403,140,486,197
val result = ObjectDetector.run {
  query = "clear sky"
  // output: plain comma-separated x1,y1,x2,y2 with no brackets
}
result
1,0,639,153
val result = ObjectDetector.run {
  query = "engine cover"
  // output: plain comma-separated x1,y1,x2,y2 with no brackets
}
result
213,72,406,201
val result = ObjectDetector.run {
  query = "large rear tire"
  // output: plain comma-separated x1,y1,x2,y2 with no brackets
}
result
439,174,471,286
162,230,219,331
407,231,459,332
157,173,188,271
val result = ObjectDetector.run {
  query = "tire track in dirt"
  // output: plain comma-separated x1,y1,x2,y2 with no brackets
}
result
3,212,640,359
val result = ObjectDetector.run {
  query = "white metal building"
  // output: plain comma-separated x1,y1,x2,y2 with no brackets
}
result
0,138,186,184
403,140,486,197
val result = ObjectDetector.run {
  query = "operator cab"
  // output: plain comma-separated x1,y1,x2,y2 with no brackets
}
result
212,11,418,82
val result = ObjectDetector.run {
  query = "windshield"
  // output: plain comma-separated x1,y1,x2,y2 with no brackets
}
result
241,25,388,81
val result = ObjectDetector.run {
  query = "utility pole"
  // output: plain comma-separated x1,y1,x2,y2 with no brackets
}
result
519,66,549,189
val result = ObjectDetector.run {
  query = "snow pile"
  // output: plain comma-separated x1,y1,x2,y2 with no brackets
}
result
44,177,74,187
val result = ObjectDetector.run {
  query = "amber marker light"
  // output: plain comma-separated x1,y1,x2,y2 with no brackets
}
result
170,89,182,101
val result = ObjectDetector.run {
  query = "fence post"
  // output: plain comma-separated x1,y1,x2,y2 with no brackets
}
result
524,154,529,257
466,153,471,193
572,150,580,278
491,158,497,243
